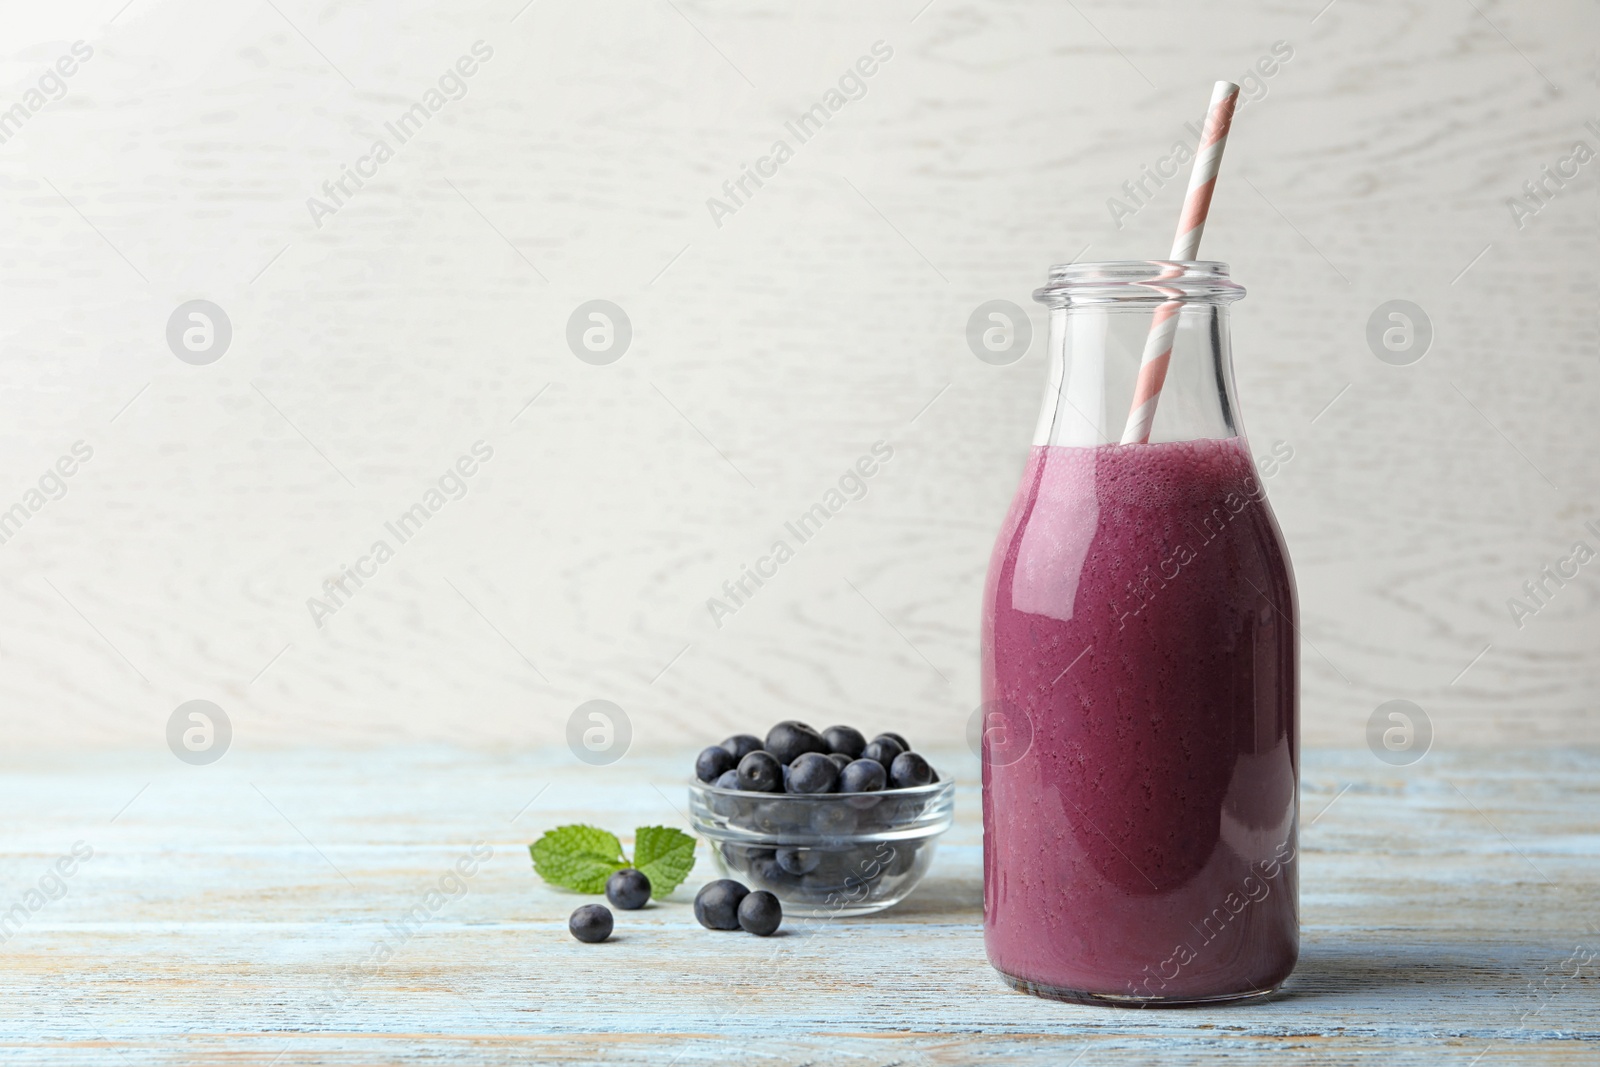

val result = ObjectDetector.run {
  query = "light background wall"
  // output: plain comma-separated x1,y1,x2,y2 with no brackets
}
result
0,0,1594,752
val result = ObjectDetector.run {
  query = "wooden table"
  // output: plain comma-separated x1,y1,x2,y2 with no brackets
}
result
2,746,1595,1064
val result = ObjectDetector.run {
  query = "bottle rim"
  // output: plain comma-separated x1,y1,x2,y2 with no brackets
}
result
1034,259,1246,306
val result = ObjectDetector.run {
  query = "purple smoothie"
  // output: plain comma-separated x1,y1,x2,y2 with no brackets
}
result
981,436,1298,1002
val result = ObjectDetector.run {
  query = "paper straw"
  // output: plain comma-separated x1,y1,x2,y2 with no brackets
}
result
1119,80,1241,445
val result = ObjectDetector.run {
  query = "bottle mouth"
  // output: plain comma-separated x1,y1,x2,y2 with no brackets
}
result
1034,260,1245,307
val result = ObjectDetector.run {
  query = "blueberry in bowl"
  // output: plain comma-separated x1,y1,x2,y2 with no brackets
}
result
736,750,783,793
687,724,953,917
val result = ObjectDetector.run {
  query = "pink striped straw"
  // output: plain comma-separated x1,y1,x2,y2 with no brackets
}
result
1119,80,1241,445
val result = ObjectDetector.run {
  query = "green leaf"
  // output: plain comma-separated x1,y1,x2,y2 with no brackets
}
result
529,824,627,893
632,825,696,899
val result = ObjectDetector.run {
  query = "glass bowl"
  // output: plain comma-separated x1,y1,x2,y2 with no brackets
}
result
687,777,955,917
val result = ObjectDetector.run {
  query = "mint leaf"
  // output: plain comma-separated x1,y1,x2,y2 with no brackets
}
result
529,824,626,893
632,825,696,899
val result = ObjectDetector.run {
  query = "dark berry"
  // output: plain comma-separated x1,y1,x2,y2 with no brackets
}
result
890,751,935,788
720,734,763,761
860,738,903,770
826,752,852,771
752,857,792,886
605,869,651,910
874,732,911,752
737,890,783,936
887,842,921,875
810,802,858,834
713,769,740,789
842,866,887,896
776,718,816,733
693,879,749,930
722,843,775,866
822,725,867,759
696,745,736,783
736,750,782,792
568,904,613,943
749,800,789,834
765,722,829,764
726,845,781,885
776,847,820,875
786,752,840,794
840,758,887,793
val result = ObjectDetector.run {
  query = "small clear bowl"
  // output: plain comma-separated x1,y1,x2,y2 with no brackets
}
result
687,777,955,917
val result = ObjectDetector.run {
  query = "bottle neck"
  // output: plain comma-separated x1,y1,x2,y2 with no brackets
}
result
1033,302,1242,448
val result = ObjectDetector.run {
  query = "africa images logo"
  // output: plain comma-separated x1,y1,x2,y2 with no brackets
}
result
305,41,495,229
307,441,494,628
704,41,894,228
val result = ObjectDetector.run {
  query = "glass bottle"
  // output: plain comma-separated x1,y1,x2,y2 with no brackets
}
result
979,260,1299,1004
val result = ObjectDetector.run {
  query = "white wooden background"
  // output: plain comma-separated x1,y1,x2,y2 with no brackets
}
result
0,0,1596,755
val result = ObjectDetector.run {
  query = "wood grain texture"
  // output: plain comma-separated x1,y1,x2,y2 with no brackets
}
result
0,745,1595,1064
0,1,1594,754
